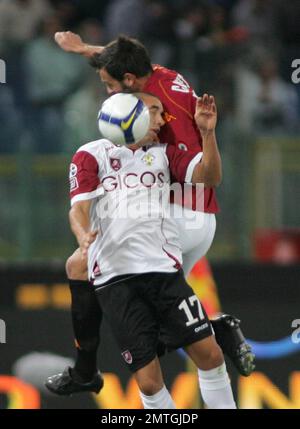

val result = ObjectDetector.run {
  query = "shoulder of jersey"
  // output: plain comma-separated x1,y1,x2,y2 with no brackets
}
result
149,65,177,90
76,138,114,158
152,64,177,79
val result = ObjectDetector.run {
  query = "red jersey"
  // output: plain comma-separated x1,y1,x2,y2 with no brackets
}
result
144,65,219,214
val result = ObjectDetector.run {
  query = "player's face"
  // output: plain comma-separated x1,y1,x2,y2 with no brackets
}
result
134,95,165,149
99,68,123,94
143,95,165,133
127,95,165,149
99,68,136,95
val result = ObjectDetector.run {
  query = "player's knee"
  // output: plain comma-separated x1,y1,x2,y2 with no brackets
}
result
65,256,73,278
137,377,163,397
66,253,87,280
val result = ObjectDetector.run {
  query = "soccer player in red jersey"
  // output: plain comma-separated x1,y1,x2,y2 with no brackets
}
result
45,33,254,396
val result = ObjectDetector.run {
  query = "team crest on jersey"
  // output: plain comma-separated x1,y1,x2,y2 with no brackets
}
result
163,111,176,123
69,163,78,191
142,153,155,166
178,143,188,151
122,350,133,364
69,163,77,177
110,158,121,171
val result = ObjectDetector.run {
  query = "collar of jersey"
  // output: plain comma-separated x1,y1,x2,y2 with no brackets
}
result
121,145,150,153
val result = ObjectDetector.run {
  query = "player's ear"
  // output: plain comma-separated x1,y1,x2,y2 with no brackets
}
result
123,73,136,88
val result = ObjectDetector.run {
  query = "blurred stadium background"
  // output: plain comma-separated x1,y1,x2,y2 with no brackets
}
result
0,0,300,409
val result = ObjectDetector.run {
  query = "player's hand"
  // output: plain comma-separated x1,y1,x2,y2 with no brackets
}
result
136,129,160,147
79,230,98,257
54,31,86,54
194,94,217,134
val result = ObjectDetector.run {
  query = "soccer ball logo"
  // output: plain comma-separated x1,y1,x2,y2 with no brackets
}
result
98,93,150,146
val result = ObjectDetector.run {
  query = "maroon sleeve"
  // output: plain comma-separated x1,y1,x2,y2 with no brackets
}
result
69,150,100,202
166,144,202,183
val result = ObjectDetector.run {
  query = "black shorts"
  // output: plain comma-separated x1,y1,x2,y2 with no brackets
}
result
95,270,213,373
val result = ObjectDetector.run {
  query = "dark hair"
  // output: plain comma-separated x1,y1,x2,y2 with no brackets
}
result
90,35,152,81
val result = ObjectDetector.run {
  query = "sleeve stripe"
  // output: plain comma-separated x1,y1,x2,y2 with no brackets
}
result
70,187,104,206
185,152,203,183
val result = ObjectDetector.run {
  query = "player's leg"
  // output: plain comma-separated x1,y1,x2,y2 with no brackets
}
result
94,275,175,409
158,270,236,409
171,204,216,275
135,357,175,409
66,249,102,381
45,249,103,395
181,213,216,274
184,336,236,409
172,206,255,376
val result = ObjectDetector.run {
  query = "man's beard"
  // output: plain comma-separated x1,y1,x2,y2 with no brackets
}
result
120,82,138,93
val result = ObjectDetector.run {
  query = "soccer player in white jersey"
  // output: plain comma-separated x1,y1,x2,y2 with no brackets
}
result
45,34,254,396
48,92,236,409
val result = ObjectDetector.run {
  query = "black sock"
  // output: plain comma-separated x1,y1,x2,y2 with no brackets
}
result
69,279,102,381
72,350,98,383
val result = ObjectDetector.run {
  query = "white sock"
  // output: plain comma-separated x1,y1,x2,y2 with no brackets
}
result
198,363,237,409
139,385,176,409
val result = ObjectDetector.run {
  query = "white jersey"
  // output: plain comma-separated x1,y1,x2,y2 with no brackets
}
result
70,138,202,286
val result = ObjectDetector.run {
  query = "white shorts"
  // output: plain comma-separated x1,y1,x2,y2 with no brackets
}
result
170,204,216,257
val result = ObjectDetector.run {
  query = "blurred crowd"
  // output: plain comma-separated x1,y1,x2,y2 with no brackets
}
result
0,0,300,153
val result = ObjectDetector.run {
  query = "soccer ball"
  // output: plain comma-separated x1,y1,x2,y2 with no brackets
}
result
98,93,150,145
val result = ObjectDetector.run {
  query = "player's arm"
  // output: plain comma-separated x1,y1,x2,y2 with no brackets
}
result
69,201,98,258
167,93,222,187
54,31,104,57
69,150,101,257
192,94,222,187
